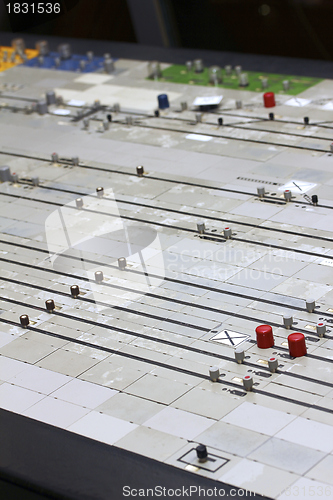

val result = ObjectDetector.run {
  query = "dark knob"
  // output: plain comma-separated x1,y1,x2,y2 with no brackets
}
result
196,444,208,462
45,299,55,311
136,165,144,176
70,285,80,297
20,314,29,327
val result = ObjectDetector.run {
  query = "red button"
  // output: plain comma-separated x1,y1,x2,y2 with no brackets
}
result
288,333,307,357
263,92,275,108
255,324,274,348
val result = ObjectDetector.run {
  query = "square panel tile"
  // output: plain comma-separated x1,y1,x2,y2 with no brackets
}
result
195,421,269,456
222,402,296,435
0,337,57,364
248,437,325,475
0,355,28,380
125,374,191,405
37,349,101,377
8,364,72,394
276,417,333,453
0,332,16,348
219,458,299,498
227,268,287,292
68,411,137,445
171,386,243,420
51,378,118,408
306,454,333,485
96,392,164,424
114,426,187,462
78,358,146,390
0,382,45,413
143,406,215,440
23,396,90,428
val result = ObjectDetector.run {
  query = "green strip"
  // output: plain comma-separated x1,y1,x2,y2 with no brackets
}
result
153,64,322,95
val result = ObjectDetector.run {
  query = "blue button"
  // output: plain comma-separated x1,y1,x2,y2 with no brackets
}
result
158,94,169,109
